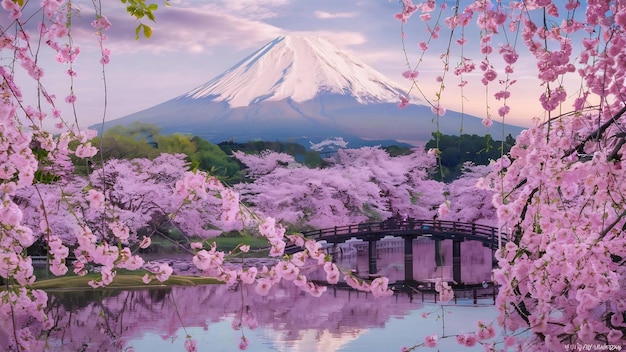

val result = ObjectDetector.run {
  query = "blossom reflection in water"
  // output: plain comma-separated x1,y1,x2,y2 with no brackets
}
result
44,281,498,352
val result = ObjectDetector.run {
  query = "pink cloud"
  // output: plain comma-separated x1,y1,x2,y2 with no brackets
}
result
314,11,358,19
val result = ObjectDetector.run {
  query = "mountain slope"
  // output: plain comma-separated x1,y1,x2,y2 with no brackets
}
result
99,35,524,146
182,35,412,107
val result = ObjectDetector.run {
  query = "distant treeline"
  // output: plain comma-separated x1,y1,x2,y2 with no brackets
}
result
87,122,515,183
425,132,516,182
86,123,243,183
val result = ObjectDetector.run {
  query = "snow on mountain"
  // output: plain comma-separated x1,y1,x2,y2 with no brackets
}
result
182,35,412,107
98,35,524,146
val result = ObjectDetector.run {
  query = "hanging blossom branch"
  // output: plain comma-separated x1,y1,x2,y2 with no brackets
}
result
397,0,626,351
398,0,522,211
398,1,459,204
0,3,396,351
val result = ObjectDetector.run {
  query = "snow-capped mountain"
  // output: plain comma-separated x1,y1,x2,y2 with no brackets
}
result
183,36,411,107
98,35,524,146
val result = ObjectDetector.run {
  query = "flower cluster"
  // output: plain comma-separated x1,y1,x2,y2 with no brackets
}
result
434,278,453,303
399,1,626,350
0,2,408,351
259,217,286,257
484,117,626,348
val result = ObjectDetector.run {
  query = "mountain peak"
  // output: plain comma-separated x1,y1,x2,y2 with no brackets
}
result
100,36,525,146
181,35,410,107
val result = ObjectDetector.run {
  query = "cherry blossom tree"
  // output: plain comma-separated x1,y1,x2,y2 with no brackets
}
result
444,163,497,226
232,150,297,180
0,3,395,350
234,146,444,229
15,153,233,248
398,0,626,350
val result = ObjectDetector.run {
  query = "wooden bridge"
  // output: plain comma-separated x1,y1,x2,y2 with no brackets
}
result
294,219,508,287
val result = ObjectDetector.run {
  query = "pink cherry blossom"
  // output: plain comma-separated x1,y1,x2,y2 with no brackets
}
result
138,236,151,249
154,263,173,282
275,261,299,281
254,278,272,296
482,70,497,83
108,221,130,242
75,143,97,158
402,70,419,79
494,90,510,100
238,336,249,350
193,249,224,272
464,334,477,347
91,16,112,31
73,261,87,276
323,262,340,284
184,338,197,352
240,267,257,284
437,201,450,218
86,189,105,210
430,104,446,116
476,321,496,340
456,334,467,345
424,334,437,347
293,275,307,287
1,0,21,19
398,95,410,108
49,261,68,276
235,146,443,230
64,94,76,103
370,277,393,298
504,335,516,347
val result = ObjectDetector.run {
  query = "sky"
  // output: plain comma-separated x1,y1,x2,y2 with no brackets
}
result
14,0,554,131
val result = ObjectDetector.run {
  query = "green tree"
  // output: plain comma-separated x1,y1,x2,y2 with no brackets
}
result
154,133,197,155
383,145,413,156
93,122,162,161
425,133,515,182
189,137,243,183
91,123,243,182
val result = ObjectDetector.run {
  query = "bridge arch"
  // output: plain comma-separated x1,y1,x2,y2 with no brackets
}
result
295,219,508,286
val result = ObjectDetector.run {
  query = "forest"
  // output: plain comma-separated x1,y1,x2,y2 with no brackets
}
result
94,122,513,184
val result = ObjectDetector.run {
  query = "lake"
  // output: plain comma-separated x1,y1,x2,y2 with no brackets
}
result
32,238,503,351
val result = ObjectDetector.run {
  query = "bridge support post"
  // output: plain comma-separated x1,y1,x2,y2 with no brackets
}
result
434,239,443,267
404,237,413,281
453,240,462,285
368,240,378,275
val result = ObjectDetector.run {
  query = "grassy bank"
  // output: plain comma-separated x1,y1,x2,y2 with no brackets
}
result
146,231,271,255
29,272,222,291
20,232,272,290
211,232,270,253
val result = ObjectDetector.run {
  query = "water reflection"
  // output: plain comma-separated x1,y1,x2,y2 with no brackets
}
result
38,280,498,352
21,238,499,351
331,238,494,284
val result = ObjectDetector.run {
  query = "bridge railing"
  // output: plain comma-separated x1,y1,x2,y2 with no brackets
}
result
301,219,508,247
